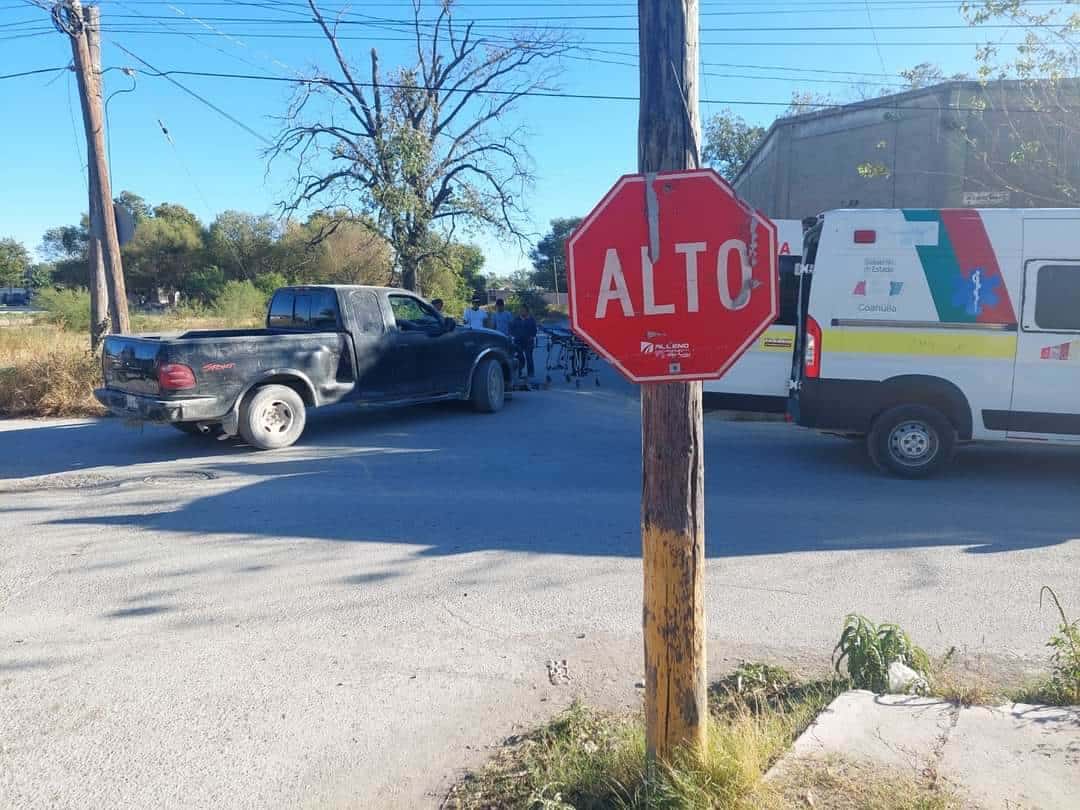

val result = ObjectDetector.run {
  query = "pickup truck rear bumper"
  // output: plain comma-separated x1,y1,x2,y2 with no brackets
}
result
94,388,223,423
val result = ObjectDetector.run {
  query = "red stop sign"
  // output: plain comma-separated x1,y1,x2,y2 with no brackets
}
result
567,169,778,383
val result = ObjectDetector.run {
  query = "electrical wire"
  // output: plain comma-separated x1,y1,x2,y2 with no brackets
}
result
111,42,277,145
109,63,1080,114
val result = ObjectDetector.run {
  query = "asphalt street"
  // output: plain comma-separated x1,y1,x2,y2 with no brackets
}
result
2,368,1079,808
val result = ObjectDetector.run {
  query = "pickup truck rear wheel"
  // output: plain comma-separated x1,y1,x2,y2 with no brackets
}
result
239,384,306,450
470,357,505,413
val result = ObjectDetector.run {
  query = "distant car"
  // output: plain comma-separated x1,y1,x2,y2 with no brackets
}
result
95,285,515,449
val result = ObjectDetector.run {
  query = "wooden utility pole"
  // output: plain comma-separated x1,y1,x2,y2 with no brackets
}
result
637,0,706,763
67,0,130,334
84,3,110,347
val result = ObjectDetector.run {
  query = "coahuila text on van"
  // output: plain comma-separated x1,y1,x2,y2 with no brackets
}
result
789,208,1080,477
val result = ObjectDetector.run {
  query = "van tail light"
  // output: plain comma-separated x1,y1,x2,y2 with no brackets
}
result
853,229,876,244
158,363,196,391
804,316,822,379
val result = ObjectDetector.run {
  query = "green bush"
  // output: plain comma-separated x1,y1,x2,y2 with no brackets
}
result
183,266,226,304
253,271,289,298
212,280,268,325
833,614,931,693
36,287,92,333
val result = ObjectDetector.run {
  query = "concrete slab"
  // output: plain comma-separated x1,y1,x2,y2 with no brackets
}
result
772,691,1080,809
939,703,1080,810
776,690,956,777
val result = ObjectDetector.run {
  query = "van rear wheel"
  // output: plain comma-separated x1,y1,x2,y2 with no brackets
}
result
868,404,955,478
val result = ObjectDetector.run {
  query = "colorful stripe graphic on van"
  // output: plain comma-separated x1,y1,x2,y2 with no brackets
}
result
902,209,1017,324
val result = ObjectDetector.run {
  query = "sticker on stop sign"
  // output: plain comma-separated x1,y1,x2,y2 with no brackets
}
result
567,169,778,383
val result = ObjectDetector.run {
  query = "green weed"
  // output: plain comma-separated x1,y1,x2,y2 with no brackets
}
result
832,614,931,693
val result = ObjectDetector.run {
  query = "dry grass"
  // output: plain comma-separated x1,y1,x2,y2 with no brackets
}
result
771,757,964,810
444,668,844,810
0,326,103,417
0,316,253,418
931,672,1000,707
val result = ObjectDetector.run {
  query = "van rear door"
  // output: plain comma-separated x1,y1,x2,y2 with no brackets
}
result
1008,219,1080,440
702,219,803,408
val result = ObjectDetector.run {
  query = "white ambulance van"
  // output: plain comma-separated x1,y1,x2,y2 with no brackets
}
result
703,219,804,411
790,208,1080,477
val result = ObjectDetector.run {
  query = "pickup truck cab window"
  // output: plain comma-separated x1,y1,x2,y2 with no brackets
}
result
389,294,442,331
347,290,385,335
268,290,295,328
268,289,339,330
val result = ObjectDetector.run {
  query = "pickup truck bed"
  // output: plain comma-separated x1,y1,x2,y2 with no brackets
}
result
95,286,515,449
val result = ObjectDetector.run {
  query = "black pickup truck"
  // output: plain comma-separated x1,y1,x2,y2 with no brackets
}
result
95,286,515,450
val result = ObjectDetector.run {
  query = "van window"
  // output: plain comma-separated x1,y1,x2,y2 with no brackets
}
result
1034,265,1080,331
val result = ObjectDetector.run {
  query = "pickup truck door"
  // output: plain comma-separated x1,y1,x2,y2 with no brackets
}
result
386,293,463,395
343,289,407,400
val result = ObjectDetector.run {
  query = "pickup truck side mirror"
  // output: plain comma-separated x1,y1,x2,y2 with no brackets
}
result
443,317,456,332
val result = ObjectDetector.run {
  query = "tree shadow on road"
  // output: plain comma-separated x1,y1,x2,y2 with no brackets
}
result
43,420,1080,558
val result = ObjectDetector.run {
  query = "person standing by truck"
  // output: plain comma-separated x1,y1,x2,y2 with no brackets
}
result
491,298,513,336
509,304,538,380
463,296,488,329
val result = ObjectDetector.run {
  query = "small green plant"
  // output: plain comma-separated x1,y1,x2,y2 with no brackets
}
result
1038,586,1080,705
833,614,931,693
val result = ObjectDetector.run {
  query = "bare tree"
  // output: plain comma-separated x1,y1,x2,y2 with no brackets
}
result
269,0,566,291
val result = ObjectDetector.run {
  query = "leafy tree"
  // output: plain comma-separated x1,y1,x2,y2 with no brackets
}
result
184,266,227,303
270,0,566,291
114,190,152,224
291,213,393,286
529,217,582,291
419,241,486,312
26,263,54,289
40,222,88,262
702,110,767,181
959,0,1080,204
0,238,31,287
206,211,283,281
122,208,205,295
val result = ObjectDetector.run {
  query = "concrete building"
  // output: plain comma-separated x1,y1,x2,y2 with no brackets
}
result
733,79,1080,220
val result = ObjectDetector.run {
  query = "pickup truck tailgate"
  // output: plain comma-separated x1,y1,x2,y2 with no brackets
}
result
102,336,165,395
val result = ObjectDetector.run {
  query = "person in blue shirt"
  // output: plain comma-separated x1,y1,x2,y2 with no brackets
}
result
491,298,513,336
509,305,538,380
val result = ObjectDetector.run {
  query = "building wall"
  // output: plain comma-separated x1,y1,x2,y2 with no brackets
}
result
733,82,1080,220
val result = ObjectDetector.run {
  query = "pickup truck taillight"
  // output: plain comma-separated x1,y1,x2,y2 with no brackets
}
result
158,363,196,391
804,315,822,379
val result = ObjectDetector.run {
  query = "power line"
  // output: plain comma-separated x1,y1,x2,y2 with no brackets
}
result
110,63,1080,114
0,65,71,79
863,0,889,75
36,28,1037,47
110,42,276,145
53,14,1075,32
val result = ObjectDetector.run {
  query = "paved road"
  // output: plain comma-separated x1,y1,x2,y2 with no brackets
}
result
2,371,1079,808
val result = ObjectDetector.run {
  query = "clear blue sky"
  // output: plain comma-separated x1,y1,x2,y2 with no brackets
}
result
0,0,1028,273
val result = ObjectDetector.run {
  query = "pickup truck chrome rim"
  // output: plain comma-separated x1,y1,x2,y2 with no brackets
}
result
889,420,936,466
260,400,294,434
488,364,504,405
